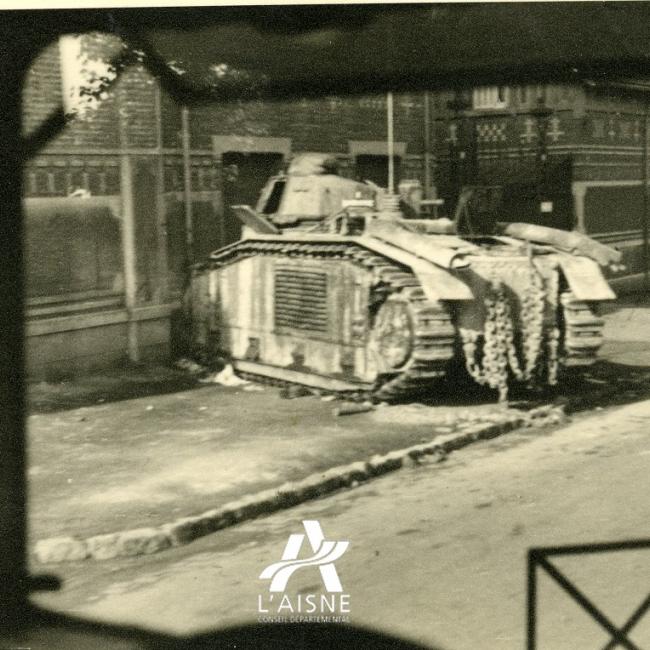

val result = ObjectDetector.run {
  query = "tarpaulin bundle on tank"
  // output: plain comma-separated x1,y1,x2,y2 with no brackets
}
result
497,222,623,268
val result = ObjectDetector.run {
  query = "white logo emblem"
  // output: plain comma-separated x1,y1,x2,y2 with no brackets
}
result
259,520,349,593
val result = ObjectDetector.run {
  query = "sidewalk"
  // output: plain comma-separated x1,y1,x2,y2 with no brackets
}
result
27,379,516,544
27,294,650,556
27,364,200,414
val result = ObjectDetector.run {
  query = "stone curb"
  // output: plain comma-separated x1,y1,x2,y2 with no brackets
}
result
33,404,563,564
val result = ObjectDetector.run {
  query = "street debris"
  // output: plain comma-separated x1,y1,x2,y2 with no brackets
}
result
520,404,566,427
199,364,250,387
334,401,376,417
243,384,265,392
279,385,312,399
175,358,206,374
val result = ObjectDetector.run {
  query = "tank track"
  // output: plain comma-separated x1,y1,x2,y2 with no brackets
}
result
206,239,456,401
369,282,455,401
560,291,605,366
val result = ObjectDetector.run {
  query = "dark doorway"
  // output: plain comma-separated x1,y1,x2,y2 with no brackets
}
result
221,152,284,246
497,183,574,230
354,154,401,189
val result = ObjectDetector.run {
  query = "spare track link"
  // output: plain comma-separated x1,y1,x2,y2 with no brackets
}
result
208,240,456,401
560,291,604,366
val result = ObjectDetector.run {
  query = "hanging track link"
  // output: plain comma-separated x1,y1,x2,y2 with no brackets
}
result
560,291,605,367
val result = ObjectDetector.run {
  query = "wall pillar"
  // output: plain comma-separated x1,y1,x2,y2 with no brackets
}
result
571,182,587,233
154,85,169,303
181,106,194,266
119,153,139,362
118,90,139,362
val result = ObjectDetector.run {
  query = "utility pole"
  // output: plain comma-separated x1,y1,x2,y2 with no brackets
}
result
387,91,395,194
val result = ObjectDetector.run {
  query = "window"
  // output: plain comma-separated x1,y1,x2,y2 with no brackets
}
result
472,86,509,110
517,86,529,105
24,197,124,301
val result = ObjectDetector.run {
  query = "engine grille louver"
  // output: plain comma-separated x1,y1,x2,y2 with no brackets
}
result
274,268,328,333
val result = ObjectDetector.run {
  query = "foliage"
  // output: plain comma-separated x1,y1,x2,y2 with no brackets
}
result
69,32,268,120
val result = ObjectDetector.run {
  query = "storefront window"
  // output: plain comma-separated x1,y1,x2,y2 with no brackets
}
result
24,197,123,302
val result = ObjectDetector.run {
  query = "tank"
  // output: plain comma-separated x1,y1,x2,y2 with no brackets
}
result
187,154,622,402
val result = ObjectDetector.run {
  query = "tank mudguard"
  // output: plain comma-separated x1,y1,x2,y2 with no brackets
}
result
367,220,471,270
356,235,473,301
555,254,616,301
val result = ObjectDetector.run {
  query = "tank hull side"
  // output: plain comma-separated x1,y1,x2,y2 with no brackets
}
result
189,238,609,398
214,255,379,387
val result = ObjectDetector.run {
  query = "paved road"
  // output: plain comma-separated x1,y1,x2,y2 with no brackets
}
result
33,396,650,650
26,299,650,544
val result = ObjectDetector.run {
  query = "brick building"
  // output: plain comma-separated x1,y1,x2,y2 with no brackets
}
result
22,34,430,379
22,34,649,378
431,83,650,281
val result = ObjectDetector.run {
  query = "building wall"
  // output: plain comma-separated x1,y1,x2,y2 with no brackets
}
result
23,36,176,379
24,38,649,378
22,33,432,378
431,83,650,281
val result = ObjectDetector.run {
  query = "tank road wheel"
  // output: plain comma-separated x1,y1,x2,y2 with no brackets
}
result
368,288,456,402
369,294,414,376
